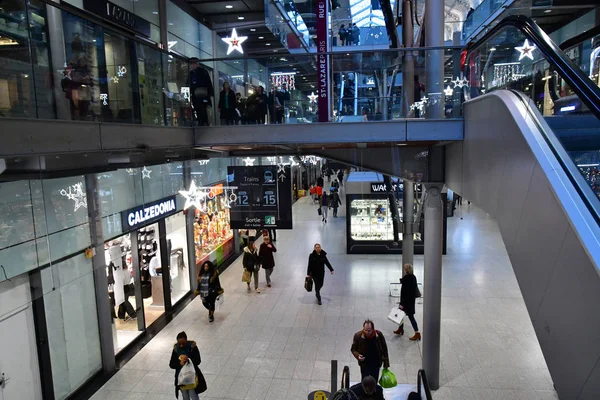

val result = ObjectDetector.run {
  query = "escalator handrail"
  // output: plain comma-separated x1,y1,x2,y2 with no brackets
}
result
417,369,433,400
467,15,600,120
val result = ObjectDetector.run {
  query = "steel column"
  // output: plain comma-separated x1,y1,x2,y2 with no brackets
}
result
424,0,444,118
402,0,415,117
85,174,116,372
422,184,443,389
402,179,414,267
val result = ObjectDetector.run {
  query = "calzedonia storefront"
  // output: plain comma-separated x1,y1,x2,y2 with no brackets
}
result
105,187,233,354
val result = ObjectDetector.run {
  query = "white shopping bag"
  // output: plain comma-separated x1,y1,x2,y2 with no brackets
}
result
178,361,196,386
215,295,225,311
387,307,405,325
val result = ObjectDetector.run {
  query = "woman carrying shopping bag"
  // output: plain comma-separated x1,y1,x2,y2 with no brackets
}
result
393,263,421,340
196,260,223,322
169,331,207,399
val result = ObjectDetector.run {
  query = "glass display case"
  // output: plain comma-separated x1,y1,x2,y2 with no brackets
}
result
350,198,395,241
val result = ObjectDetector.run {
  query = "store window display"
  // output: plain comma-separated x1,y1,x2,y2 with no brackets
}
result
166,212,190,305
194,189,233,263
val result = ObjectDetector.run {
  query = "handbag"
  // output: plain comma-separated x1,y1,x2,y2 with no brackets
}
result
387,307,405,325
415,285,422,298
194,87,209,97
317,207,322,216
242,269,251,283
215,294,224,310
304,277,313,292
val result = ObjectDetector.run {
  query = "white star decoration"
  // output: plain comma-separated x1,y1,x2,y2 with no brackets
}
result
110,76,119,84
307,92,318,103
60,183,88,212
141,166,152,179
243,157,256,166
179,181,208,210
222,28,248,55
444,85,453,96
515,39,536,61
453,77,465,88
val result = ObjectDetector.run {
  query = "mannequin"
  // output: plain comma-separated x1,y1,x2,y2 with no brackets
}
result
108,240,136,320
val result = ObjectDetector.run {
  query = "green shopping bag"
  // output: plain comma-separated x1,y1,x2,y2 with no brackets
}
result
378,368,398,388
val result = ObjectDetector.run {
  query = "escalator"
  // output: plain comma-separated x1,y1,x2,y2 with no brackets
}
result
445,15,600,400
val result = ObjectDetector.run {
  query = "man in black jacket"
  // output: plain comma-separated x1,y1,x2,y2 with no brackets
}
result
243,240,261,293
351,320,390,382
306,243,334,305
189,57,214,126
350,376,385,400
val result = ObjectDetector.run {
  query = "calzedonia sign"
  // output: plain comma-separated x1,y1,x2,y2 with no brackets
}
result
121,196,177,230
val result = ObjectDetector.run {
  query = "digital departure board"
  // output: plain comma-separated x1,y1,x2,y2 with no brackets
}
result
227,165,293,229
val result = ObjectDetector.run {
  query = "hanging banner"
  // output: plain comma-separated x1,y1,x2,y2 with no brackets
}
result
316,0,329,122
227,166,293,229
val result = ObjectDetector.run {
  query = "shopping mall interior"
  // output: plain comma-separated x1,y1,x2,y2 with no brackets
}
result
0,0,599,399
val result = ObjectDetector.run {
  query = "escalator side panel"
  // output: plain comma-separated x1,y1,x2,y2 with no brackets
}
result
446,91,600,400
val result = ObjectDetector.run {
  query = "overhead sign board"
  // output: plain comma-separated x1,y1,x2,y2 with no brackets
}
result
227,166,293,229
121,195,177,230
83,0,152,38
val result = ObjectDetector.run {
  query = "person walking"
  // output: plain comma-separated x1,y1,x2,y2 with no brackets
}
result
337,169,344,186
320,191,330,222
242,239,261,293
329,189,342,217
254,85,268,124
393,263,421,341
218,81,237,125
338,24,348,46
189,57,214,126
349,376,385,400
351,24,360,45
306,243,334,305
169,331,205,400
196,260,222,322
351,320,390,382
259,234,277,287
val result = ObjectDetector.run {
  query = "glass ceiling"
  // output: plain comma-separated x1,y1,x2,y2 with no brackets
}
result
350,0,397,28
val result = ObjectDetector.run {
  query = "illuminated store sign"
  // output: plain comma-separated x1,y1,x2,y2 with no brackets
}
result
121,195,177,230
83,0,152,38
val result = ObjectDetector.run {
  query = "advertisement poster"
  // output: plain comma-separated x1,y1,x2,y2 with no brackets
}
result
227,166,293,229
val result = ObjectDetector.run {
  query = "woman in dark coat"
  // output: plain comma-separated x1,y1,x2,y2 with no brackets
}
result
169,331,206,399
196,260,223,322
254,85,268,124
259,235,277,287
394,263,421,340
218,81,237,125
306,243,334,305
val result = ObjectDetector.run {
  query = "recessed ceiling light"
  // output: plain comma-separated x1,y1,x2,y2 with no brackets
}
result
225,5,233,8
238,16,244,20
250,28,256,32
152,11,158,14
258,36,264,39
266,43,271,46
544,9,552,13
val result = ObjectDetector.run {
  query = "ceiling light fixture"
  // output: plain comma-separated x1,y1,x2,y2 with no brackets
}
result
238,16,244,20
225,4,233,8
258,36,264,39
250,28,256,32
266,43,271,46
544,9,552,13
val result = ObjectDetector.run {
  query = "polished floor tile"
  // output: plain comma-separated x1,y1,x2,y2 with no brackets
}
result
91,195,555,400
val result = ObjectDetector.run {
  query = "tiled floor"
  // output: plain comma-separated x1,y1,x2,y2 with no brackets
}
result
91,191,558,400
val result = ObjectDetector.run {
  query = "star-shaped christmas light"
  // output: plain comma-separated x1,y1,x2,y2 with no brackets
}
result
420,96,429,103
243,157,256,166
515,39,536,61
110,76,119,84
141,166,152,179
461,78,469,87
453,77,465,88
179,181,208,210
222,28,248,55
60,183,88,212
444,85,453,96
307,92,318,103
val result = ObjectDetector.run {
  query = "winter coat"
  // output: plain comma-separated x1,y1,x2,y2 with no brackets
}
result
329,192,342,209
197,269,223,298
400,273,418,316
242,246,260,271
350,382,385,400
321,193,329,207
351,330,390,369
169,341,202,398
259,242,277,269
307,250,334,281
218,89,237,111
190,66,214,104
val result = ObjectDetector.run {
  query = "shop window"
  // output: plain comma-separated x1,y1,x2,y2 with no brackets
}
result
137,43,165,125
103,31,138,123
350,198,395,241
166,212,190,305
41,253,102,400
0,180,36,248
164,55,193,126
194,188,233,263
